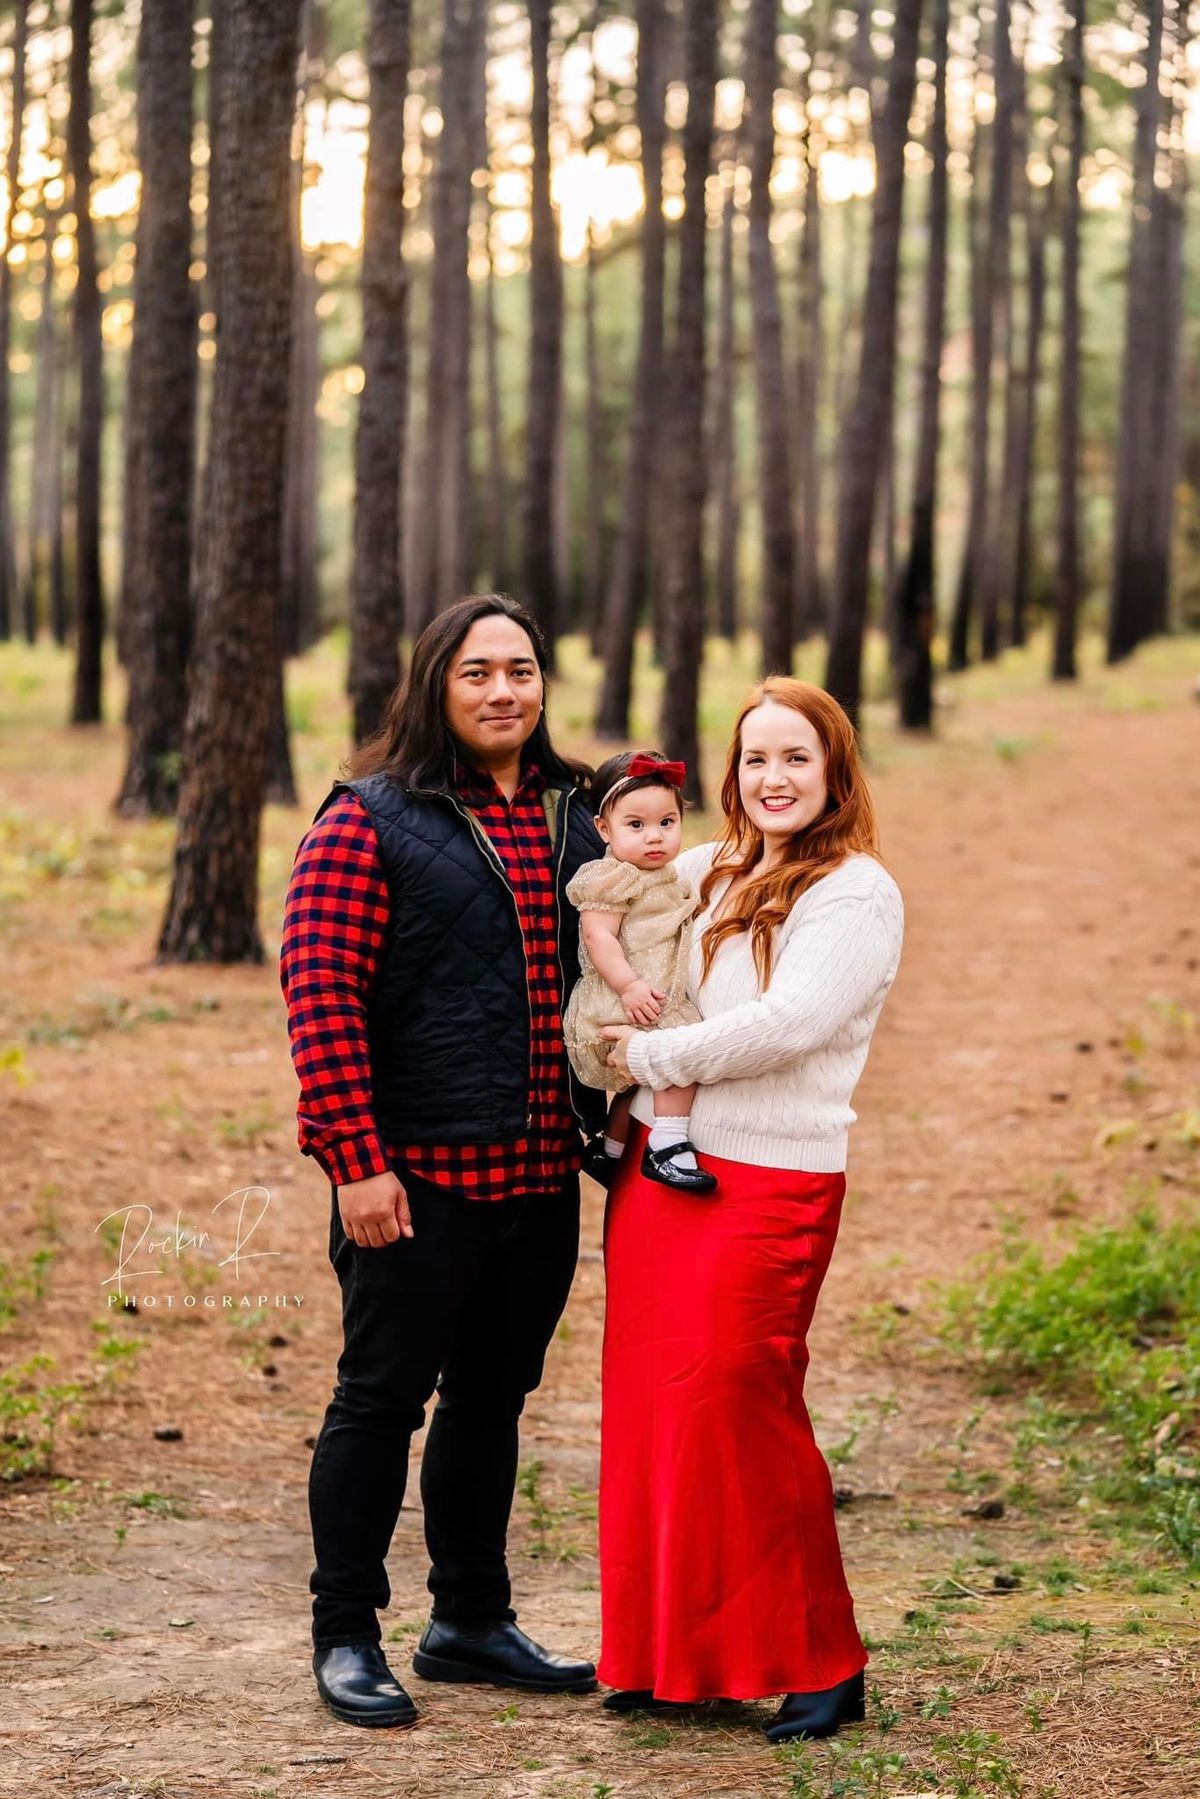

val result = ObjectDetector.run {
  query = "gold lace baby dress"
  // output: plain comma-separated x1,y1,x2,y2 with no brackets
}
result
564,853,703,1093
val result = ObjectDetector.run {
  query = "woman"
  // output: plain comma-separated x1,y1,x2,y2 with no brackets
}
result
597,677,904,1742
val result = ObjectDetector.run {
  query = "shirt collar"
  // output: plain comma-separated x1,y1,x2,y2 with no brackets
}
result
452,750,546,806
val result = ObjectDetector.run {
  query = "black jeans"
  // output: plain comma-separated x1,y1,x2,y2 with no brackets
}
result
308,1170,581,1648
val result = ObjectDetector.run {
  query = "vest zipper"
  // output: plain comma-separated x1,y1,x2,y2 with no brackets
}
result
443,795,536,1134
552,789,587,1135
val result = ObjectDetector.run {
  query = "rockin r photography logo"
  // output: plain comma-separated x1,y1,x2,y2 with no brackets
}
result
96,1185,304,1312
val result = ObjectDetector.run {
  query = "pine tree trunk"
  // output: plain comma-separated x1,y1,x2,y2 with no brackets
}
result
893,0,947,731
825,0,923,727
281,0,325,662
987,19,1029,654
746,0,795,676
1148,5,1189,639
25,200,60,640
948,81,990,669
523,0,563,653
349,0,410,746
68,0,105,724
977,0,1014,662
482,188,511,594
1108,0,1165,663
157,0,303,963
658,0,717,804
794,129,824,638
0,1,28,641
1012,170,1047,652
595,0,666,736
712,169,738,641
115,0,197,817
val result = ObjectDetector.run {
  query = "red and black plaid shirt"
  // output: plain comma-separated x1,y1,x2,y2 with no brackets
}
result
279,758,580,1201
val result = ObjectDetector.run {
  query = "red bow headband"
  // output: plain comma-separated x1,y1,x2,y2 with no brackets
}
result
627,753,686,787
600,753,687,813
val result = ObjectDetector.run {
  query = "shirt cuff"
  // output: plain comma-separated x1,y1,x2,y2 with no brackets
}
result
625,1030,656,1090
308,1134,391,1188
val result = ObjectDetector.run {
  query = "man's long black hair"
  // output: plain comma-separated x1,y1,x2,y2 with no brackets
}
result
344,593,589,791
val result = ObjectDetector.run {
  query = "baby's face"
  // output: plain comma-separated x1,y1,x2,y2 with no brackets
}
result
597,785,683,871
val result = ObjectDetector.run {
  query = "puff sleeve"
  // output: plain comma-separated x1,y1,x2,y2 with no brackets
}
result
566,855,645,913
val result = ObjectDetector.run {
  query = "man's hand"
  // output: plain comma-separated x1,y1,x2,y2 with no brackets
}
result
337,1170,414,1248
600,1023,637,1077
619,979,665,1027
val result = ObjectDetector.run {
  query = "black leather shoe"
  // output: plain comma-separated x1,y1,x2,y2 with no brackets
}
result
412,1618,596,1693
313,1643,418,1729
582,1136,616,1190
764,1669,866,1743
640,1140,717,1195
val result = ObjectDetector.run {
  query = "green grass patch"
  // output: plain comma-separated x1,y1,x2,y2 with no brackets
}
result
946,1205,1200,1564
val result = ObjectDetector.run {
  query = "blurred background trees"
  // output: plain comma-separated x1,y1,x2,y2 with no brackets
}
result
0,0,1195,952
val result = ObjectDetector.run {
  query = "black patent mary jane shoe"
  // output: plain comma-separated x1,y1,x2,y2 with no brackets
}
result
764,1668,866,1744
313,1642,418,1729
602,1688,686,1714
413,1618,596,1693
640,1140,717,1195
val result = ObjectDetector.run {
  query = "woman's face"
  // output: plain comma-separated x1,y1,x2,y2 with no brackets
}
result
737,701,829,853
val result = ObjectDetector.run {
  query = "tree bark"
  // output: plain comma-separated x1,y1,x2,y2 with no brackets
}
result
1012,167,1048,652
1108,0,1166,662
1147,4,1189,640
0,0,28,641
977,0,1015,662
893,0,948,731
68,0,105,724
658,0,717,804
794,126,824,638
411,0,481,632
595,0,666,736
482,186,511,594
26,201,61,641
158,0,303,963
824,0,923,727
711,167,739,641
349,0,411,746
115,0,197,816
281,0,325,661
745,0,795,675
522,0,563,652
948,67,990,668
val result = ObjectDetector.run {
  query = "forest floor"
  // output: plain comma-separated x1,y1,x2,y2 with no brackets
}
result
0,630,1198,1799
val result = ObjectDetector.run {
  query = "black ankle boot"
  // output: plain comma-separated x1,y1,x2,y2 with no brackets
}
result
312,1643,418,1729
764,1668,866,1743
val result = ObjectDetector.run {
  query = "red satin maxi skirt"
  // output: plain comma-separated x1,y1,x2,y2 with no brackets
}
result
597,1121,868,1701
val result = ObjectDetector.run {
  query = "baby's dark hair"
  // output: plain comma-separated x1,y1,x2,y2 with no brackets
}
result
590,749,685,818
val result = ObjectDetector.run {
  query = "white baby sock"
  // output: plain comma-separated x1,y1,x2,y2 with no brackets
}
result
604,1136,624,1159
648,1116,698,1171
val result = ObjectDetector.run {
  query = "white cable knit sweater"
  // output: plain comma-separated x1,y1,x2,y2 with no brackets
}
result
626,841,904,1171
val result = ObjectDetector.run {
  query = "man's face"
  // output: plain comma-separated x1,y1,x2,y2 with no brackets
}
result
442,615,545,766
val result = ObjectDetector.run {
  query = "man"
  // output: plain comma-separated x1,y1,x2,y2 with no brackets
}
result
280,595,607,1728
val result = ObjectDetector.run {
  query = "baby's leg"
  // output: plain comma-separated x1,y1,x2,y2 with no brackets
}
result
605,1089,633,1160
649,1082,700,1170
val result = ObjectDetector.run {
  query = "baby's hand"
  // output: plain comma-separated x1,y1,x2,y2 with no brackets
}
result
620,980,666,1026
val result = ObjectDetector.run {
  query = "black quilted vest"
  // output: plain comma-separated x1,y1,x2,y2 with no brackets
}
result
314,770,607,1147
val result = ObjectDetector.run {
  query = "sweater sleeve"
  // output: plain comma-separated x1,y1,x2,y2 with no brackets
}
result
625,879,903,1090
279,793,392,1186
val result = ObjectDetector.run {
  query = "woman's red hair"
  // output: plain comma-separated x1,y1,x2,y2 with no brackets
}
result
698,678,881,988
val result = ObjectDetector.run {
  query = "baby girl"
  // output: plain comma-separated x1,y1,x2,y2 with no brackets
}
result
564,750,716,1194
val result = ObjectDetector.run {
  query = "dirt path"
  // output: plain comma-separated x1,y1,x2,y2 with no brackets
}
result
0,645,1197,1797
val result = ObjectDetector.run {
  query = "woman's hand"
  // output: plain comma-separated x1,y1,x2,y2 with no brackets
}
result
600,1024,637,1077
619,979,665,1027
